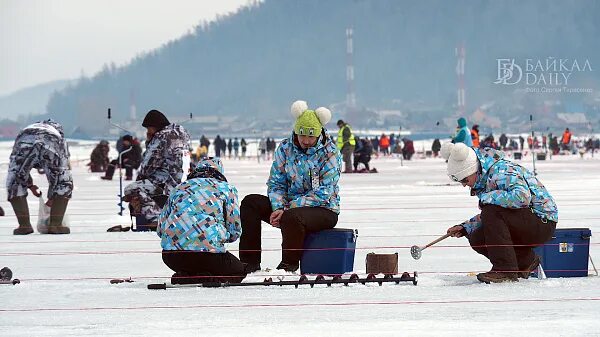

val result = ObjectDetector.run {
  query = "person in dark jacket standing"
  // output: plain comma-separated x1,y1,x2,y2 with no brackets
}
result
240,138,247,158
431,138,441,157
123,110,190,229
158,157,246,284
7,119,73,235
441,142,557,283
239,100,341,273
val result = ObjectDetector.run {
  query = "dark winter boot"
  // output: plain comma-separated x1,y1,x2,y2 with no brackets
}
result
518,255,541,279
244,262,261,273
476,271,519,284
101,164,116,180
47,197,70,234
10,197,33,235
276,261,299,273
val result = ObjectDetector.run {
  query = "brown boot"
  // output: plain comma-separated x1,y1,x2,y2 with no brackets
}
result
47,197,70,234
476,271,519,284
10,197,33,235
518,255,541,279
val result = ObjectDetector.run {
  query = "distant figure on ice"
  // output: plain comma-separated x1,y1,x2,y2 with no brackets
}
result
123,109,190,230
401,137,415,160
431,138,441,157
227,138,233,158
471,125,480,148
258,137,267,162
441,143,557,283
88,140,110,172
353,137,374,172
379,133,390,156
561,127,572,151
519,135,525,151
239,100,341,273
240,138,247,158
233,137,240,159
157,157,246,284
7,119,73,235
452,117,473,147
101,135,142,181
214,135,223,157
336,119,355,173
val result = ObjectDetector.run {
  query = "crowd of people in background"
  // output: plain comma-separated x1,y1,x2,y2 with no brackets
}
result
449,117,599,158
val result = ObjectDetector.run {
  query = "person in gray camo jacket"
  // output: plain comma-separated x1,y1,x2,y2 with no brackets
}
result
123,110,191,229
7,119,73,235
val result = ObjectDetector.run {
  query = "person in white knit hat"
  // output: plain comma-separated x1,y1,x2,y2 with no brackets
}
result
440,142,558,284
239,100,342,273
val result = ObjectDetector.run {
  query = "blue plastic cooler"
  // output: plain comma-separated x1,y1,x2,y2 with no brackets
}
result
534,228,592,278
300,228,357,275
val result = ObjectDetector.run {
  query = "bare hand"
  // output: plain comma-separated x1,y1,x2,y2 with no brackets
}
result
269,210,284,228
29,184,42,198
447,225,465,238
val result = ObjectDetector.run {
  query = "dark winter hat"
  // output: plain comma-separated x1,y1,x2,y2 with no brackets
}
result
142,109,170,129
337,119,345,126
122,135,133,142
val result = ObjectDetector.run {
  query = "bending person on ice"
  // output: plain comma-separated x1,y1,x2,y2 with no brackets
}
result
7,119,73,235
441,142,558,283
123,109,190,230
157,157,246,284
239,100,342,273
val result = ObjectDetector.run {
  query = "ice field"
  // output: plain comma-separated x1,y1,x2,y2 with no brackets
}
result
0,140,599,336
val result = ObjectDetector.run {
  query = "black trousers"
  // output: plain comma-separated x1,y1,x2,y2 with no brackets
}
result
468,205,556,273
353,154,370,171
105,159,134,178
162,250,246,283
239,194,338,265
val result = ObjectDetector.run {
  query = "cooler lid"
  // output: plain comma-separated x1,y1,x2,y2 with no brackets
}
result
553,228,591,238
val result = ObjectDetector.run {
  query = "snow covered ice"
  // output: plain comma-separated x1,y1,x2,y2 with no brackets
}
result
0,140,599,336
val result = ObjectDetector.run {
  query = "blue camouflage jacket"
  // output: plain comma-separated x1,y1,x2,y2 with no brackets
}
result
462,148,558,234
157,158,241,252
268,131,341,213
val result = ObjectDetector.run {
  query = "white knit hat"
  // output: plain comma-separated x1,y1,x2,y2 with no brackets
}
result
440,142,479,181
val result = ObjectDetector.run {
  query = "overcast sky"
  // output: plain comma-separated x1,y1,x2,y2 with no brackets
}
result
0,0,249,96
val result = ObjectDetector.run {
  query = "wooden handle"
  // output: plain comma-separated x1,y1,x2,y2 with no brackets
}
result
423,233,452,249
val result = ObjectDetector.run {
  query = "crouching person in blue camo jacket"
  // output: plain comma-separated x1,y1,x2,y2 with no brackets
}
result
157,157,246,285
239,100,342,273
7,119,73,235
441,142,558,283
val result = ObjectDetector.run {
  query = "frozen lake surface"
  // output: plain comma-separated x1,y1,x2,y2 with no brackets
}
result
0,140,598,336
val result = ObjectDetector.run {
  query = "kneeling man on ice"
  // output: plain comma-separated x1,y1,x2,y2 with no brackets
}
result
441,142,558,283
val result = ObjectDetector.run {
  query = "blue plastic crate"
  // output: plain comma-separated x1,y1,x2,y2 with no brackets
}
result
534,228,591,278
300,228,357,275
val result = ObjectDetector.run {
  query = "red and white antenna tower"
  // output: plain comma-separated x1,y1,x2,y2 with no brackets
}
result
346,27,356,109
455,42,466,115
